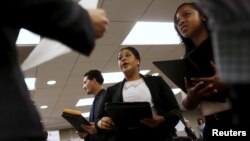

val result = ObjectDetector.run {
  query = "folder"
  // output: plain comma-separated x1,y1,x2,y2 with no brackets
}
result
153,59,187,93
61,108,90,132
184,44,215,79
104,102,152,128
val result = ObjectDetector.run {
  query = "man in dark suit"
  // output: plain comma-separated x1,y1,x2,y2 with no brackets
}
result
0,0,108,140
77,70,106,141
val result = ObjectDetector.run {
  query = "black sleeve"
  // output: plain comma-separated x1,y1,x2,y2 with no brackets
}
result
155,76,181,130
1,0,95,55
95,86,114,133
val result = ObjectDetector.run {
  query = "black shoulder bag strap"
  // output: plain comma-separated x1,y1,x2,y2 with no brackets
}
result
175,111,197,140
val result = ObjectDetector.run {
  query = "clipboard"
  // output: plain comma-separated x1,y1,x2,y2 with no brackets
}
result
104,102,153,128
153,59,186,93
61,108,90,132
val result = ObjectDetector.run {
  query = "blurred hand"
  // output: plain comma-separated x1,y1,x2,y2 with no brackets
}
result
186,77,216,99
97,116,114,130
76,131,88,139
87,9,109,38
190,62,227,98
183,62,226,110
140,115,165,128
81,122,97,135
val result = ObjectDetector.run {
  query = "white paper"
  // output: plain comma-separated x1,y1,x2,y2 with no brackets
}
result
78,0,99,9
21,38,72,71
21,0,99,71
47,130,60,141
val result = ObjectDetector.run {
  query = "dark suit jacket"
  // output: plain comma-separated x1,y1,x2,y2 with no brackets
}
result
86,89,106,141
0,0,95,140
97,75,180,141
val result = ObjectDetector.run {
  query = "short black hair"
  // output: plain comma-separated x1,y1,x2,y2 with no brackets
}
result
84,70,104,84
119,46,141,61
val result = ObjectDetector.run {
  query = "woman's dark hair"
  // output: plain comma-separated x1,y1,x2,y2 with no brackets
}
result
118,46,141,61
84,70,104,84
173,2,209,56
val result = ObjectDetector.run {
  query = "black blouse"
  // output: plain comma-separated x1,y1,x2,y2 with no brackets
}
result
184,37,229,102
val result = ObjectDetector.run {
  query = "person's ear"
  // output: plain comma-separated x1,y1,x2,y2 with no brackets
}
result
91,79,96,85
137,61,140,66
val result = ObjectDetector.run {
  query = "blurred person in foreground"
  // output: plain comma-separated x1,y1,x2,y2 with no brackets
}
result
0,0,108,140
197,0,250,129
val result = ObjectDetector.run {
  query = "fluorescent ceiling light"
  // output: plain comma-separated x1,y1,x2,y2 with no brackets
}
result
16,28,40,45
172,88,181,95
25,78,36,90
76,98,94,107
152,73,159,76
82,112,90,118
122,22,180,45
40,105,48,109
47,80,56,85
102,70,150,84
78,0,99,8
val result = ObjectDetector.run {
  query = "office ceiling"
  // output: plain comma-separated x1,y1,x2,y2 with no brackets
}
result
17,0,193,130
